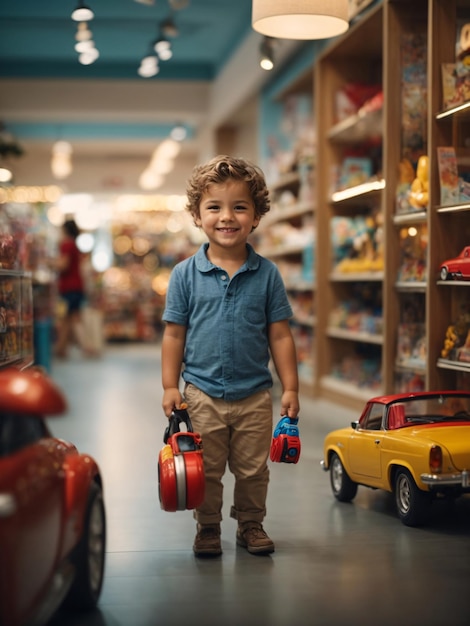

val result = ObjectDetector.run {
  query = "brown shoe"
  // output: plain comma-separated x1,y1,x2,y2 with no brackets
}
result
236,522,275,554
193,524,222,556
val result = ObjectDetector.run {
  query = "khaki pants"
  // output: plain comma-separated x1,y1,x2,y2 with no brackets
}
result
184,383,273,526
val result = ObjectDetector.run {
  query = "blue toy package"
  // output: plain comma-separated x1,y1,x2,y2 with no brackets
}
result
270,416,301,464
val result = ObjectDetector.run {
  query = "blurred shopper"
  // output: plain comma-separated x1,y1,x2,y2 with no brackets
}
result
54,219,95,358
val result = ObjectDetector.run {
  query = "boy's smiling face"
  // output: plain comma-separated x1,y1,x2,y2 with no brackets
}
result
195,180,260,249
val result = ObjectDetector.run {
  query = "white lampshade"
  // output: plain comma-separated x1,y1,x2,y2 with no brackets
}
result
252,0,349,40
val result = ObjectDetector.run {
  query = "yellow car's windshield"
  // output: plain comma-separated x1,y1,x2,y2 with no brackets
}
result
388,395,470,428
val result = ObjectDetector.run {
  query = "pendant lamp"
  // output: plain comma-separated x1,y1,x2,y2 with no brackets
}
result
252,0,349,40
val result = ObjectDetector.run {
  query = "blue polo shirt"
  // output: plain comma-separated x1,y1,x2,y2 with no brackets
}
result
163,243,293,401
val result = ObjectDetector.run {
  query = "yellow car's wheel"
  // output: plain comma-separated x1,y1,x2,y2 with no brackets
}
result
330,452,358,502
394,468,431,527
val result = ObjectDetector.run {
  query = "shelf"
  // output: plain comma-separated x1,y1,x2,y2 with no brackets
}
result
437,359,470,373
327,107,382,144
436,280,470,287
285,280,315,292
395,361,426,375
436,100,470,120
395,281,427,292
436,203,470,214
261,201,314,228
259,243,306,258
393,211,427,225
293,316,316,329
320,375,381,403
327,326,383,345
330,271,384,282
331,179,385,204
269,172,300,193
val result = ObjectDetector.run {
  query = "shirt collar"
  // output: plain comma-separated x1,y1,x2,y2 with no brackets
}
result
195,242,260,273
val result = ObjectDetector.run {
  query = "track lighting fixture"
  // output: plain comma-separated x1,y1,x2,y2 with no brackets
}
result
138,54,160,78
160,16,179,38
259,37,274,71
78,45,99,65
74,21,99,65
71,1,94,22
51,141,73,180
0,166,13,184
170,124,187,141
153,36,173,61
75,22,92,42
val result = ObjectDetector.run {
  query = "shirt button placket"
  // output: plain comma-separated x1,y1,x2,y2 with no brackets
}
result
221,274,234,396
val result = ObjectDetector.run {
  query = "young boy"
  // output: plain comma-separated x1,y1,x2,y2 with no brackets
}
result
161,155,299,557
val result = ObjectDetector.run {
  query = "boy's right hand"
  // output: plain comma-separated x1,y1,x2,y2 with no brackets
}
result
162,388,184,417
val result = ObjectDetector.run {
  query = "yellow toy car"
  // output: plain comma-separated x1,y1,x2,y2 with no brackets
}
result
321,391,470,526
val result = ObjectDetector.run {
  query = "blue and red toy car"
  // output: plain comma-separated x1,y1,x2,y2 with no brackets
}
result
270,416,301,464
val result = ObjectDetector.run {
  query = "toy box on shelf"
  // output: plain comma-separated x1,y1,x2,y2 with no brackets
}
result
396,223,428,284
330,212,384,275
439,308,470,368
437,146,460,206
395,31,428,216
328,281,383,338
329,343,382,393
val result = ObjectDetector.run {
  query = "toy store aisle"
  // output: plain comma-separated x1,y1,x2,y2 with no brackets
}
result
48,343,470,626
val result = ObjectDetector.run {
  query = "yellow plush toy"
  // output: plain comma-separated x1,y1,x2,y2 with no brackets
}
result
409,155,429,209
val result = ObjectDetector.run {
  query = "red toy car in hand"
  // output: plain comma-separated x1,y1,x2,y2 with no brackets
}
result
158,404,205,511
0,367,106,626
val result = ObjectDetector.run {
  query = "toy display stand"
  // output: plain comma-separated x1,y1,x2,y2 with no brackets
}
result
158,405,205,512
270,416,301,464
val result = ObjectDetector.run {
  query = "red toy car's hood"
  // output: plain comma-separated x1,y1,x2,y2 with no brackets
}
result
0,367,66,415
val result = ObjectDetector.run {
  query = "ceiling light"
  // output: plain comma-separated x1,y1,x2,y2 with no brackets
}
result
154,138,181,160
160,16,179,38
154,37,173,61
71,1,95,22
170,124,187,141
51,141,73,180
0,167,13,184
75,22,92,42
139,169,164,190
53,141,73,155
252,0,349,40
138,55,159,78
75,39,95,53
259,37,274,70
78,46,99,65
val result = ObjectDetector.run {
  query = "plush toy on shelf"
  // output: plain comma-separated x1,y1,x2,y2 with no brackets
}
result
408,155,429,209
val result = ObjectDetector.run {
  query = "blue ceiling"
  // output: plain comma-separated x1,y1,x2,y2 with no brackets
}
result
0,0,254,80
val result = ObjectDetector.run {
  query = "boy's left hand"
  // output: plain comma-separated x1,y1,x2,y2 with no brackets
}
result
280,390,299,420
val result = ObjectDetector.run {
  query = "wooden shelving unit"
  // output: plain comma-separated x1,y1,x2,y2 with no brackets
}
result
315,2,385,408
427,0,470,391
257,0,470,407
312,0,470,409
256,69,316,395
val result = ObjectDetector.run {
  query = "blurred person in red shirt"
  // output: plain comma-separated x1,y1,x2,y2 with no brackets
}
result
54,219,95,358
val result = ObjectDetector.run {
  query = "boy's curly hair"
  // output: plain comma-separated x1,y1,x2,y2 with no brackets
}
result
185,155,270,226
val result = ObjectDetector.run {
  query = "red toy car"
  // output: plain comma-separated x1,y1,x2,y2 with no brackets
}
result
0,367,106,626
439,246,470,281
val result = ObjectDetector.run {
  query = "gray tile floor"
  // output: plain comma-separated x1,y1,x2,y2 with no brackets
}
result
47,343,470,626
